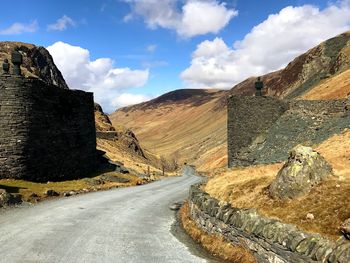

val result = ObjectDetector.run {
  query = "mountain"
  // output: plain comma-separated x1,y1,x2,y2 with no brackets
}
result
0,42,68,89
111,31,350,172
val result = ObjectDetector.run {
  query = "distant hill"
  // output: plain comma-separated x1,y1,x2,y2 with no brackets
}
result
111,31,350,172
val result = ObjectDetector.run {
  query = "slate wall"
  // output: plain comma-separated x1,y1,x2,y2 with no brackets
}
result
227,96,349,167
0,75,98,181
188,184,350,263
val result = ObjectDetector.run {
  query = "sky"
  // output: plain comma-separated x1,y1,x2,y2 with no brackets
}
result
1,0,350,112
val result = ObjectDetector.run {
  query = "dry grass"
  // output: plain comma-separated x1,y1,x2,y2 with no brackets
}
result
205,130,350,240
0,171,142,202
301,69,350,100
180,202,257,263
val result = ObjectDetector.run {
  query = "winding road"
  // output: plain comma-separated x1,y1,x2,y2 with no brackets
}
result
0,167,212,263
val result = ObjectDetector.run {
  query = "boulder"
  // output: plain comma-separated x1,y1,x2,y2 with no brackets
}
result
269,145,333,199
340,218,350,239
44,189,59,197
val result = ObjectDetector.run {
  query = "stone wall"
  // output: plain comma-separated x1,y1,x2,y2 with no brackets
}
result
227,96,289,167
188,184,350,263
227,96,350,167
0,75,99,182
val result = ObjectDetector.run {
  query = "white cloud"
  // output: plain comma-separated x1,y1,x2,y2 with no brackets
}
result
147,44,157,53
124,0,237,38
0,20,38,35
47,15,76,31
47,41,150,112
111,93,153,108
181,1,350,88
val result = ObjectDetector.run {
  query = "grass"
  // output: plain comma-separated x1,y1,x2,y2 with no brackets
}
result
205,130,350,240
180,202,257,263
0,171,143,202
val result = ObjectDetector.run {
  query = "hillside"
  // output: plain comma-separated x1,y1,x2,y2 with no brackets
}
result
111,31,350,172
110,89,228,170
94,103,162,176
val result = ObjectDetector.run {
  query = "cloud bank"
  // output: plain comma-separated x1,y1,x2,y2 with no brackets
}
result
47,41,150,112
124,0,237,38
181,1,350,88
0,20,38,35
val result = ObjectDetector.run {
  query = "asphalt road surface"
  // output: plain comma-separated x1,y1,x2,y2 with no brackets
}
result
0,166,212,263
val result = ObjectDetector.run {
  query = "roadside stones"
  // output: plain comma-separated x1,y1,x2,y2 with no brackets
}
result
269,145,333,199
0,189,22,207
340,218,350,240
44,189,59,197
169,201,183,211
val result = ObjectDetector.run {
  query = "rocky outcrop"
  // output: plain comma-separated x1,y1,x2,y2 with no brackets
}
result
94,103,116,132
0,41,69,89
188,184,350,263
269,145,333,200
94,103,146,159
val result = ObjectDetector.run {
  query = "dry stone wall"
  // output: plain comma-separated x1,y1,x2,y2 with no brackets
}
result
0,75,99,182
188,184,350,263
227,96,350,167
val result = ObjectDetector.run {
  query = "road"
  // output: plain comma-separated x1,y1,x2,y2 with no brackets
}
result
0,166,211,263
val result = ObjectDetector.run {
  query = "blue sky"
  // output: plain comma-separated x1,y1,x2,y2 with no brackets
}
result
1,0,350,112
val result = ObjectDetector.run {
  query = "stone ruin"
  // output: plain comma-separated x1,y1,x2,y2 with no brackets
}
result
0,47,110,182
227,95,350,168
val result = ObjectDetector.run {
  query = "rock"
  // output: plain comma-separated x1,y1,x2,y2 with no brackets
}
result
0,42,69,89
44,189,59,197
115,165,130,174
0,189,22,207
306,213,315,220
269,145,333,199
340,218,350,239
169,202,183,211
28,193,40,202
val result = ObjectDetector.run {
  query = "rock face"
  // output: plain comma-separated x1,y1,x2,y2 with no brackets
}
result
94,103,146,158
269,145,333,199
0,41,69,89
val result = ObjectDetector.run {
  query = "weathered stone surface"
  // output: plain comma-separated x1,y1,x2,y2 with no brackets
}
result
0,41,69,89
340,218,350,240
0,75,101,182
269,145,333,199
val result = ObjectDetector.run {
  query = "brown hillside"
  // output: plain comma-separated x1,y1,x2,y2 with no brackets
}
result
110,89,228,170
95,103,161,175
111,31,350,172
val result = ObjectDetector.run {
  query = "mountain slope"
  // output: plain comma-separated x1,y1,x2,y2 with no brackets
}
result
111,31,350,172
110,89,228,170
